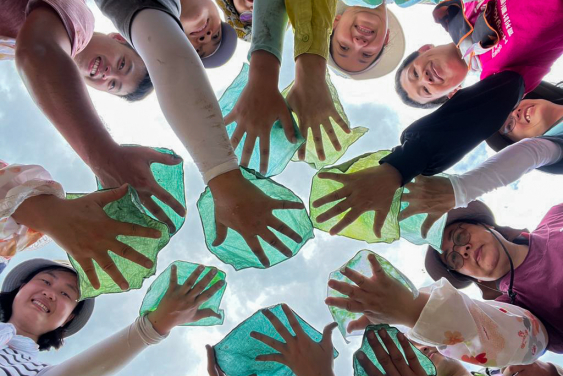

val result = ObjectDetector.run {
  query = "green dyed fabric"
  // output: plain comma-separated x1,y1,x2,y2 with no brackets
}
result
341,0,438,9
354,325,436,376
96,146,186,236
215,304,338,376
219,63,305,177
310,151,403,243
67,186,170,300
139,261,227,326
197,167,314,270
281,71,368,170
328,250,418,340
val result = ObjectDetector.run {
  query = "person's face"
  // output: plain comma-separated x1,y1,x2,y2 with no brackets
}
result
233,0,253,14
74,33,148,96
12,270,79,337
440,223,511,281
415,345,469,376
400,44,467,104
502,99,562,142
331,6,389,72
183,2,223,58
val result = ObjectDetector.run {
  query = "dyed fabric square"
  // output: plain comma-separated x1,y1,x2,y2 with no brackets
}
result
197,167,314,270
215,304,338,376
139,261,226,326
327,250,418,340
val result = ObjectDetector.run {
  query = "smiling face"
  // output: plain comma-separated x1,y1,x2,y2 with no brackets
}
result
181,2,223,58
439,223,511,281
399,44,467,104
331,6,389,72
10,270,79,339
74,33,147,96
502,99,563,142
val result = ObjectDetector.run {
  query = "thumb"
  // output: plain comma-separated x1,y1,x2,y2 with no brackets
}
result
224,110,236,126
421,214,440,239
152,149,183,166
321,322,338,349
95,184,129,207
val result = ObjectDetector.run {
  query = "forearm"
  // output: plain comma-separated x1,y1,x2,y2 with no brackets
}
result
295,53,327,83
15,6,118,171
39,316,167,376
249,50,282,88
449,138,563,208
248,0,288,62
131,9,238,184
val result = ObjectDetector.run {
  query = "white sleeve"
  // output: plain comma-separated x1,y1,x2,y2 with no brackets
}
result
130,9,239,184
407,279,548,368
0,161,64,257
448,138,563,208
38,315,167,376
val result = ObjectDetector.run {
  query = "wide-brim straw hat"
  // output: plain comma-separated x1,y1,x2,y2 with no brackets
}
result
2,259,95,337
328,1,405,80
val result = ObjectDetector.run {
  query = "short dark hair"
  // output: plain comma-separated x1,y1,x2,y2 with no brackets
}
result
395,50,449,109
0,266,85,351
118,41,154,102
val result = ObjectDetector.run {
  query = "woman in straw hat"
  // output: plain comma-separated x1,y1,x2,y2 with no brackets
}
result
0,259,221,375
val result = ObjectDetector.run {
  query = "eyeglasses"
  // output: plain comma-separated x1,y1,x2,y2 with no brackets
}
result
501,115,516,135
443,223,471,270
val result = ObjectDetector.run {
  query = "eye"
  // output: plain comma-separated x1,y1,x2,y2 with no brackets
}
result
212,32,220,40
339,44,349,51
423,87,430,95
61,291,71,299
119,58,125,70
41,279,51,286
413,69,419,79
109,81,115,91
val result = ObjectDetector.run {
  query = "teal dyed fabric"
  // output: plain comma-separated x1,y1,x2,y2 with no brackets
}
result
197,167,314,270
219,63,304,177
327,250,418,340
97,146,186,236
354,325,436,376
214,304,338,376
67,186,170,300
139,261,227,326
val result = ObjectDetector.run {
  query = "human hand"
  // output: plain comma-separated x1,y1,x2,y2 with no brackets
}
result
93,145,186,233
399,175,455,238
250,304,337,376
503,361,558,376
325,253,426,329
356,329,428,376
312,163,402,237
208,169,305,268
287,54,350,161
13,185,161,290
206,344,257,376
147,264,224,336
225,51,296,174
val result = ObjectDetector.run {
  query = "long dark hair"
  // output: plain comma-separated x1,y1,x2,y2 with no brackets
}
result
0,266,85,351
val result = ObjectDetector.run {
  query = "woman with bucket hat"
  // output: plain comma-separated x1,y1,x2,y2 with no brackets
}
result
0,258,222,375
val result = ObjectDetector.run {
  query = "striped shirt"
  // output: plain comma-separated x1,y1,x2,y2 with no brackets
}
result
0,347,48,376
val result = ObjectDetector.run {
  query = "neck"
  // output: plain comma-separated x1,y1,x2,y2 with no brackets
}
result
6,319,39,343
451,43,469,69
546,104,563,131
505,239,529,270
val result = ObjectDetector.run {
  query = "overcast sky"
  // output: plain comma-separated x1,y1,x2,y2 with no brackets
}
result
1,1,562,374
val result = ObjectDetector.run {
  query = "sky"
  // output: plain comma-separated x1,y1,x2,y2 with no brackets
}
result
1,1,562,375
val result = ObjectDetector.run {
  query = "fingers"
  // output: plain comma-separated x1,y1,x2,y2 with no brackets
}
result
376,329,411,376
205,345,224,376
259,133,270,175
114,220,161,239
188,267,217,297
168,264,179,291
313,186,347,211
224,110,236,127
397,333,427,376
260,230,292,258
328,279,365,300
281,303,305,337
297,142,307,161
279,107,297,144
181,264,205,294
149,179,186,218
150,148,183,167
421,213,441,239
246,236,270,268
96,253,129,290
315,199,350,223
324,297,364,313
297,123,309,160
262,308,294,342
194,308,222,321
397,203,420,222
78,258,100,290
230,123,246,151
373,208,389,239
250,331,286,353
367,254,385,278
347,315,371,333
333,113,351,134
212,222,228,247
341,267,369,289
110,240,154,269
311,124,326,161
271,199,305,211
330,208,363,235
321,322,338,349
268,217,303,243
367,331,401,376
96,184,129,207
140,196,176,233
322,121,342,151
240,135,257,167
356,351,384,376
195,279,226,305
255,353,287,365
